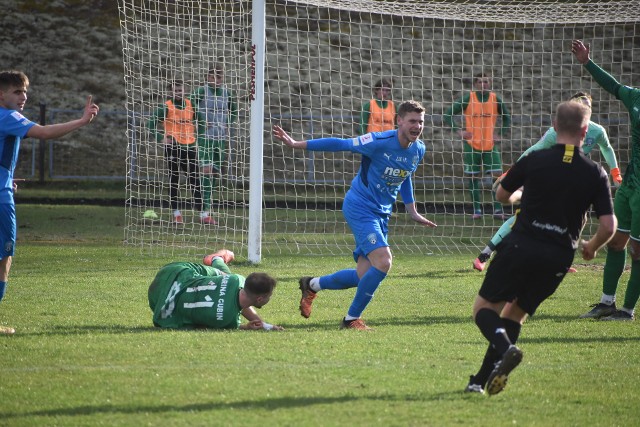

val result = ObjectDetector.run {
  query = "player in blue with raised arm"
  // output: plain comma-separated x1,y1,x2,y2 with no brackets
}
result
473,92,622,272
0,70,99,335
273,100,437,330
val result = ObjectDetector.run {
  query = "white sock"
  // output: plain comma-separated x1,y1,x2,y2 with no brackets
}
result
600,294,615,306
200,211,210,219
344,315,358,321
309,277,321,292
621,307,634,316
173,210,181,217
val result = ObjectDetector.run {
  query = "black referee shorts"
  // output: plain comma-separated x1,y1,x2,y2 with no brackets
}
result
479,233,575,316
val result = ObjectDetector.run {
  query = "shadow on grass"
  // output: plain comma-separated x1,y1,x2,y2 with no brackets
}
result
21,325,159,336
280,314,472,330
0,392,464,420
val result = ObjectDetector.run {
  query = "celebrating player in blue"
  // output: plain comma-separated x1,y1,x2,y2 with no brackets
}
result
272,100,437,330
0,70,99,335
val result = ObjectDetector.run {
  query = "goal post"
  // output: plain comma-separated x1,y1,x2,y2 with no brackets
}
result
248,0,267,264
118,0,640,262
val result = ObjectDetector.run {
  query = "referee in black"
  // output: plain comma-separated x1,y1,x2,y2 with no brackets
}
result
466,100,617,396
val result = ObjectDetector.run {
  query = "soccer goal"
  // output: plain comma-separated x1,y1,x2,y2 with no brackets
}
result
118,0,640,262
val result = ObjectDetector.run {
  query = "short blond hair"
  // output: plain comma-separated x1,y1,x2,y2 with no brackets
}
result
555,101,591,135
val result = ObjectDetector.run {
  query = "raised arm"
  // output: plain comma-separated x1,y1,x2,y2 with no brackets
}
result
572,39,622,97
26,95,99,140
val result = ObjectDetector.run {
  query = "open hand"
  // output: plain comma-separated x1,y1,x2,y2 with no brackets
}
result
571,40,590,65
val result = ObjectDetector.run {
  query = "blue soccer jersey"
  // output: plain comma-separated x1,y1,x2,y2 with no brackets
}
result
307,130,426,216
0,107,35,204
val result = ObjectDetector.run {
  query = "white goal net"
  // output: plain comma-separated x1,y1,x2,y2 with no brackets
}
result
118,0,640,261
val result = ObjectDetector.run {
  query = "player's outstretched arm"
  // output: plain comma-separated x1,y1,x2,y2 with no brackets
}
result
273,124,307,149
240,307,284,331
404,202,437,228
26,95,99,140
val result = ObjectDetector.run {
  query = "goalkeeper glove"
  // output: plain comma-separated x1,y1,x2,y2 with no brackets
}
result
611,167,622,184
492,169,510,193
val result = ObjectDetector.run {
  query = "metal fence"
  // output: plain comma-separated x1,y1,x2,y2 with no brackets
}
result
15,106,129,181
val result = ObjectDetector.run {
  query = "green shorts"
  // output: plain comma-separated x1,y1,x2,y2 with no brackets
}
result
463,143,503,175
613,182,640,241
197,137,226,171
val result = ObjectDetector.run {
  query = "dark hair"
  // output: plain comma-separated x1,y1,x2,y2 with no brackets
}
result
397,100,425,117
373,78,392,90
474,72,491,83
244,272,277,296
570,91,592,106
208,63,223,76
0,70,29,91
555,101,591,135
167,79,184,90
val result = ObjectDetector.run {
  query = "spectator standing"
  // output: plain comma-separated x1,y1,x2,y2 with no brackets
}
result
444,72,511,219
148,80,215,225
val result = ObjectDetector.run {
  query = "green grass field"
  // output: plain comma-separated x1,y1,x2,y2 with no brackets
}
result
2,204,639,426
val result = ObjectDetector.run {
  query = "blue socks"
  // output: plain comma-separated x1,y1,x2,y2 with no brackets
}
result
319,269,359,290
347,267,387,318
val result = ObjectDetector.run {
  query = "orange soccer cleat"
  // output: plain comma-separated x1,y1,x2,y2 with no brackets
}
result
340,318,372,331
203,249,235,266
298,277,317,318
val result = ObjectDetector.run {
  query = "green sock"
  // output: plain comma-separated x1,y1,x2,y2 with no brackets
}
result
492,189,502,211
201,175,212,211
623,259,640,311
602,248,626,296
469,178,481,212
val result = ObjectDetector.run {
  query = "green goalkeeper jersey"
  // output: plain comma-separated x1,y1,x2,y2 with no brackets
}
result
585,59,640,188
148,262,244,330
519,121,619,171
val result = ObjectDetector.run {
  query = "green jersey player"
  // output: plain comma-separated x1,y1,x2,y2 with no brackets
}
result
473,92,621,272
572,39,640,321
148,249,283,330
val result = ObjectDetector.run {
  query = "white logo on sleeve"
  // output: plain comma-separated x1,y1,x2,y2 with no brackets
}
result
359,133,374,145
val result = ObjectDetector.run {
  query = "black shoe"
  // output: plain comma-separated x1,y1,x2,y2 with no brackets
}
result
464,375,484,394
580,302,616,319
601,309,635,321
486,345,523,396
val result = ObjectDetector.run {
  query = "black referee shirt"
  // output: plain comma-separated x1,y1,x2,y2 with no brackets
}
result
501,144,613,250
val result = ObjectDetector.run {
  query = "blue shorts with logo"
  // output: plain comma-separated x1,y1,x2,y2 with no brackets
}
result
0,203,16,259
342,192,389,263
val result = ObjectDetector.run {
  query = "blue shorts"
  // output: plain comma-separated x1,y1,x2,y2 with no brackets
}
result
0,203,16,259
343,195,389,263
